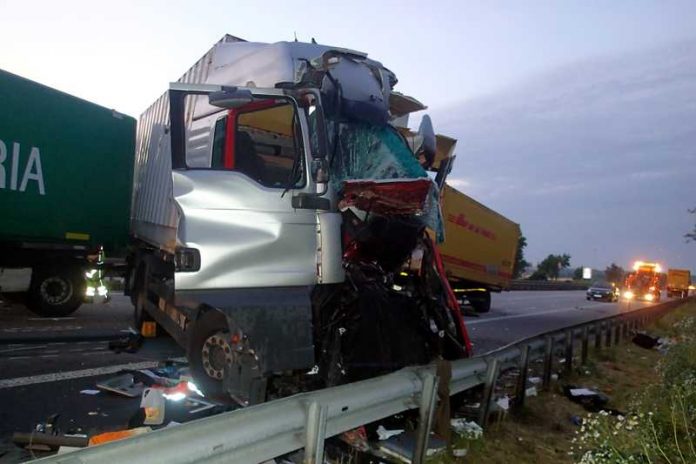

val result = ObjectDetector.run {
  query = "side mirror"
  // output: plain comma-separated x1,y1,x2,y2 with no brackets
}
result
209,88,254,109
311,158,329,183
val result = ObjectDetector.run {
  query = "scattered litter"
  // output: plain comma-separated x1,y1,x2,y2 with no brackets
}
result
339,426,369,452
495,396,510,411
108,331,143,353
376,425,404,440
79,389,100,396
451,418,483,439
570,415,583,426
97,373,145,398
88,427,151,446
453,448,468,457
140,388,166,425
632,333,659,349
379,432,446,461
525,386,538,397
551,374,559,381
563,385,609,412
528,377,542,385
88,411,98,416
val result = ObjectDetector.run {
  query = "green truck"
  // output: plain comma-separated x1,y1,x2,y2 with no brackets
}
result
0,69,135,316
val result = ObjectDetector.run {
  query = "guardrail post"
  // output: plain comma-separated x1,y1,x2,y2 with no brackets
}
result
605,322,613,348
478,358,500,426
542,336,554,391
594,323,602,351
513,344,531,410
413,373,439,464
304,401,328,464
614,323,621,345
564,330,574,374
581,326,589,365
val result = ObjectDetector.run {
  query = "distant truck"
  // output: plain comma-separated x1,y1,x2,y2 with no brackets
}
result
623,261,662,302
437,185,520,312
666,268,691,298
0,69,135,316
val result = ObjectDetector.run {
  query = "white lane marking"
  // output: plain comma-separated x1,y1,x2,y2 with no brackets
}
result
0,361,159,389
28,317,76,321
465,304,606,325
0,345,47,354
39,354,59,358
8,356,32,360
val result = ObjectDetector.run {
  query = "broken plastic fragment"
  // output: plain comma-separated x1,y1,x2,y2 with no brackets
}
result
377,425,405,440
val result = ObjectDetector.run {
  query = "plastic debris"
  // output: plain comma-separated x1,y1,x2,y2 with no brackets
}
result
79,389,100,395
563,385,609,412
379,432,446,460
453,448,468,457
451,418,483,439
96,373,145,397
88,427,151,446
140,388,166,425
528,376,542,385
108,331,143,354
495,396,510,411
339,426,369,452
525,386,538,397
570,415,583,426
376,425,404,440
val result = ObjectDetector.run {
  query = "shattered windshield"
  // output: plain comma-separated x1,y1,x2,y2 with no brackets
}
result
330,121,445,240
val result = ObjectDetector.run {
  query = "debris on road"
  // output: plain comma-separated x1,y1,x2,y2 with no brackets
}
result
376,425,404,441
451,418,483,439
563,385,612,412
107,331,143,354
88,427,151,446
378,431,446,461
96,373,145,397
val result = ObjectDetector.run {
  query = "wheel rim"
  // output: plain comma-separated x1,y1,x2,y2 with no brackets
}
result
201,332,234,380
40,276,73,305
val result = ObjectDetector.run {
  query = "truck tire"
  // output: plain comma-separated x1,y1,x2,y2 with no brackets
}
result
27,266,84,317
469,291,491,313
188,310,230,397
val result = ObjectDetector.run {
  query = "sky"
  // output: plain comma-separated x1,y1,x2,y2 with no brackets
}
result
2,0,695,271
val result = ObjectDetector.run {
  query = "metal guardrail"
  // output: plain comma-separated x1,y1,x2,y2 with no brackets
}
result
34,297,691,464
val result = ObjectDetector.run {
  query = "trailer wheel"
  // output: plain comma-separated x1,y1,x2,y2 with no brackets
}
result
469,291,491,313
27,266,84,317
188,310,230,396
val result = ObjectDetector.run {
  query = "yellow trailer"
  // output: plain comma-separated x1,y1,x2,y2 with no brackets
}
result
438,184,521,312
666,268,691,298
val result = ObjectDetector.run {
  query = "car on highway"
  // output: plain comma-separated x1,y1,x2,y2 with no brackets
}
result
586,281,619,302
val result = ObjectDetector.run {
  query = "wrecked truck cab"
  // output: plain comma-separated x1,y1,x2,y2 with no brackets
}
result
130,38,470,406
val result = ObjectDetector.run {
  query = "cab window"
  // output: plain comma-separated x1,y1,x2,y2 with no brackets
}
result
211,98,305,188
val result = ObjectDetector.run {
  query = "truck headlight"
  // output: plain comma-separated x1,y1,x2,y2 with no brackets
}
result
623,291,634,299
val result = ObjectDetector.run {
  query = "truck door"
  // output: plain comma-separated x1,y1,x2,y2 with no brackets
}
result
171,89,324,291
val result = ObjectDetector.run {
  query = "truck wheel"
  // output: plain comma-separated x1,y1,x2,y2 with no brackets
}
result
469,291,491,313
27,266,84,317
188,310,231,397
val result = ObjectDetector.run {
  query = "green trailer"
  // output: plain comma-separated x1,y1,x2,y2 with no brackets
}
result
0,69,136,316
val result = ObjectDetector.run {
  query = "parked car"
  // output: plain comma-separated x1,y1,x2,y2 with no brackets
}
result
586,281,619,302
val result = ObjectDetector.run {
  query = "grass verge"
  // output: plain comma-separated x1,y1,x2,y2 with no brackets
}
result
436,301,696,464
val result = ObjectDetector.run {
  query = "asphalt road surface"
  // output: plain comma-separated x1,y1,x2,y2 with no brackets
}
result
0,290,660,462
463,290,656,353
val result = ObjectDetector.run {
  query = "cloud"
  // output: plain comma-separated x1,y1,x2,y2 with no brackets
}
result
429,39,696,270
